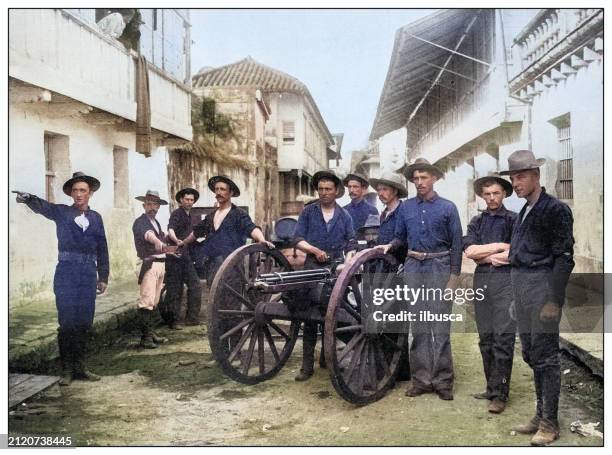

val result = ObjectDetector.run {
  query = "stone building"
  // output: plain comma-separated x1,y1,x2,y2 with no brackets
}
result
189,57,335,227
370,8,602,272
9,8,193,298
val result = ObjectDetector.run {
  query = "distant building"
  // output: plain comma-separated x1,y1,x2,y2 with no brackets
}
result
328,133,344,170
191,57,335,224
9,8,193,298
180,57,277,228
370,8,602,272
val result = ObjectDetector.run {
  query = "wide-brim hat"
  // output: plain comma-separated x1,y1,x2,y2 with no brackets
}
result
62,171,100,196
499,150,545,175
312,170,344,198
473,173,513,197
370,171,408,199
342,172,370,188
401,158,444,180
135,189,168,205
357,213,381,234
208,175,240,197
175,187,200,203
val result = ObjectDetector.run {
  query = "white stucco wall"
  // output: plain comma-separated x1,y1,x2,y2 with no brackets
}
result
378,128,407,172
9,102,171,300
274,93,304,171
529,58,603,271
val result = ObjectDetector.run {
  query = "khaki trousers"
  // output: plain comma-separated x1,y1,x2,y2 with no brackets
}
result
138,261,165,310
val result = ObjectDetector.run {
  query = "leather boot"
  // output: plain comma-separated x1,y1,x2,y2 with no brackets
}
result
488,398,506,414
436,389,454,401
57,329,73,386
530,420,560,446
151,331,169,345
138,309,157,349
168,321,183,330
405,382,433,397
513,416,541,434
71,328,101,381
295,322,316,381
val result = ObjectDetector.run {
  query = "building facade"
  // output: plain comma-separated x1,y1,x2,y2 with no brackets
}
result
370,8,602,272
508,9,603,273
190,57,334,224
9,8,193,299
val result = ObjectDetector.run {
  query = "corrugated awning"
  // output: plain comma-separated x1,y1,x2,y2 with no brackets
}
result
369,9,478,140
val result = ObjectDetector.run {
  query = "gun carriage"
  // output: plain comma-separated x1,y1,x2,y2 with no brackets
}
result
207,230,408,405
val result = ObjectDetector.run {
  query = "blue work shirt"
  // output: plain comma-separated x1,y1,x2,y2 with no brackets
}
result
377,202,402,245
26,195,110,282
193,204,257,258
509,188,574,305
463,205,517,273
392,192,463,275
344,198,378,230
293,201,356,259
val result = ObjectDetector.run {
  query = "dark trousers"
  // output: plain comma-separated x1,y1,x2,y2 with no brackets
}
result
53,261,97,373
473,269,516,401
54,261,97,330
298,254,333,373
404,256,453,392
164,255,202,323
512,269,562,429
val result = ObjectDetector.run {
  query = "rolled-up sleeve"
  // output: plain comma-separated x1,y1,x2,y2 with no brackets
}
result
133,218,151,242
168,209,181,231
239,211,257,237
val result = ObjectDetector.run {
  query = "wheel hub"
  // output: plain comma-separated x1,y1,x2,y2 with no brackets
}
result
254,301,268,326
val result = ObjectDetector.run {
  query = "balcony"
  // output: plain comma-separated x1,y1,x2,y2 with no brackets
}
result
9,9,191,141
408,70,518,164
510,9,603,82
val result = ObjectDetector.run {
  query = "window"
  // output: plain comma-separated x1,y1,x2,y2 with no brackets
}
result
43,132,70,203
282,121,295,144
113,146,130,208
550,113,573,200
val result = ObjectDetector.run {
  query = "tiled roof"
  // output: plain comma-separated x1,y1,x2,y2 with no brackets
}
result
193,57,332,143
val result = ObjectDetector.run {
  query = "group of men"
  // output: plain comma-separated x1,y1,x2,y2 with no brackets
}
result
130,176,272,349
14,148,574,446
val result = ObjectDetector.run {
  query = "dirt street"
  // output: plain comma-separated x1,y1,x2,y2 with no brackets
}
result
9,325,603,446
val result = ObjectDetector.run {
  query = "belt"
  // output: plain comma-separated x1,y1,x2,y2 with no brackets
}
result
407,250,450,261
141,256,166,263
58,251,97,263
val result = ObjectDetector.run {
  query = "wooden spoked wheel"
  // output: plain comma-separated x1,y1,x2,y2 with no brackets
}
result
208,244,299,384
324,248,407,405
